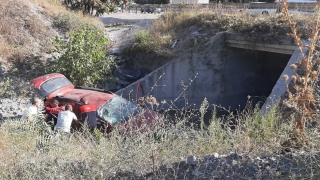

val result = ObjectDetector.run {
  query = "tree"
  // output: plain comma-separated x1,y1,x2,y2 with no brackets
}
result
47,25,114,87
62,0,124,16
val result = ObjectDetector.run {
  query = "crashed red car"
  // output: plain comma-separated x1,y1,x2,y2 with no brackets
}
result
31,73,164,134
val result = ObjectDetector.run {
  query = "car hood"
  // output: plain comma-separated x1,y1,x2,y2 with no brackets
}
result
63,89,117,108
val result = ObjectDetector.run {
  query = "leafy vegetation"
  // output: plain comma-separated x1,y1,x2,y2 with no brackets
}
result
61,0,128,16
0,0,104,79
47,26,114,87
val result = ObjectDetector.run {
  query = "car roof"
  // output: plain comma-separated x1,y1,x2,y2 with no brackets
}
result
32,73,118,108
31,73,66,89
62,88,117,108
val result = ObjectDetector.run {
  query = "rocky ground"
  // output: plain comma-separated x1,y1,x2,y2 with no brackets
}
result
111,150,319,179
165,151,318,179
0,98,30,120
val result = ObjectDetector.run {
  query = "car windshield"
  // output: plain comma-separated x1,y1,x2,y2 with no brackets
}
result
39,77,73,96
97,96,140,125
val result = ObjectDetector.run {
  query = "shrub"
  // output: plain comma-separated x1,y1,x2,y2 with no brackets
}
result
52,13,74,32
135,30,150,44
62,0,117,16
47,25,114,87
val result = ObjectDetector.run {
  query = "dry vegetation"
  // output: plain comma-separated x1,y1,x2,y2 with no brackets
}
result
1,0,320,179
0,0,55,63
126,11,312,54
0,0,103,79
280,0,320,148
0,0,107,98
0,100,294,179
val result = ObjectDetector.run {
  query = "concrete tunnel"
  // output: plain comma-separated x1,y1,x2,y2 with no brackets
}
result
116,32,302,117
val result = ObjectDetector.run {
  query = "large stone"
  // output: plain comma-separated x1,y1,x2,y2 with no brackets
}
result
187,156,198,166
191,170,203,176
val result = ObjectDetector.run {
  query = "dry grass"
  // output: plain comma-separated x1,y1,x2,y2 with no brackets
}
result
0,97,314,179
0,40,12,61
29,0,102,26
279,0,320,147
0,0,60,51
29,0,103,32
0,0,105,79
125,9,314,58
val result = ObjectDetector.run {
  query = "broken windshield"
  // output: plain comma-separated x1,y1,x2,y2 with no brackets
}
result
39,77,73,96
97,96,140,125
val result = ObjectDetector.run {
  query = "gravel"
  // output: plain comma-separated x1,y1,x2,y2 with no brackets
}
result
0,98,30,120
149,151,320,179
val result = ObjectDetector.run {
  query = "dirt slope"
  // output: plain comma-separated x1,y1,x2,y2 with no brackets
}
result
0,0,59,75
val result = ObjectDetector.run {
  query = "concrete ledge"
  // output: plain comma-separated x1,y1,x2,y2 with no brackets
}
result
226,40,296,54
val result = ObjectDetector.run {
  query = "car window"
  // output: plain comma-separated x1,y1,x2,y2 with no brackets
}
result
40,77,73,96
97,96,140,125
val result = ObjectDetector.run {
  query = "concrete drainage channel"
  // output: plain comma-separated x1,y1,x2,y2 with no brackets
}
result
116,32,302,123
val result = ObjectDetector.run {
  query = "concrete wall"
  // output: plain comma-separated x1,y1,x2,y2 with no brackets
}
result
116,32,299,112
116,33,226,109
261,46,307,112
221,48,291,110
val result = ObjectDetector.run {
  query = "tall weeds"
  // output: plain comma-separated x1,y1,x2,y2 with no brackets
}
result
281,0,320,147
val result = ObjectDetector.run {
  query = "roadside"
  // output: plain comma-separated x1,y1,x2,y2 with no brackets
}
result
99,12,163,90
100,12,162,54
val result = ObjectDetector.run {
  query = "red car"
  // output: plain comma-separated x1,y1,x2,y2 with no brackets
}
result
31,73,164,134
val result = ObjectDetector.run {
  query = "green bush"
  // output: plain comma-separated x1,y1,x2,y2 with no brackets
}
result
135,30,150,43
47,25,114,87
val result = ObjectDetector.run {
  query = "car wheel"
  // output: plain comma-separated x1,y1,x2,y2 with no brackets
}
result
262,11,269,15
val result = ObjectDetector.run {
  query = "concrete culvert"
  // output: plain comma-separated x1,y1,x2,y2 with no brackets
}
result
222,48,291,111
117,33,297,121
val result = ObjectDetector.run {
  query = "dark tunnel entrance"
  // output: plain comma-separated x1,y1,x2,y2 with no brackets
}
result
197,47,293,126
219,47,292,112
167,47,293,127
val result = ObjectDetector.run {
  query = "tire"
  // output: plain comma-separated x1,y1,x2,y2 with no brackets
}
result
262,11,269,15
